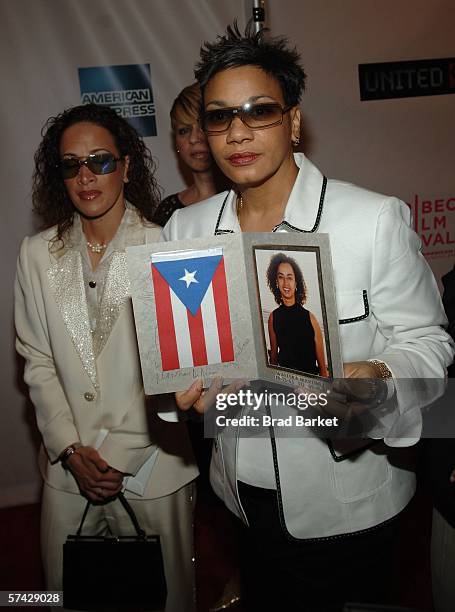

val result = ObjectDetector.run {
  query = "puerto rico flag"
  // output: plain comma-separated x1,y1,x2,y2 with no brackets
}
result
151,248,235,371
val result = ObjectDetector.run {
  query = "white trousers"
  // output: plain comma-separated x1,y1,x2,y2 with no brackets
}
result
41,482,196,612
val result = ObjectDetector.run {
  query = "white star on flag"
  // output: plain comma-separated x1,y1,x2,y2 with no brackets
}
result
179,269,198,288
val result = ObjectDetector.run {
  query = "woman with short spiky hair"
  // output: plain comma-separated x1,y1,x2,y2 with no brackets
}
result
164,22,453,610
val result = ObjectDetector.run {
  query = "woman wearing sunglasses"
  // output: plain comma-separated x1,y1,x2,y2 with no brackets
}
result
15,104,197,611
163,24,453,611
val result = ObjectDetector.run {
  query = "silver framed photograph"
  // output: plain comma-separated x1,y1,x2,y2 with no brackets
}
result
254,246,330,378
126,233,342,394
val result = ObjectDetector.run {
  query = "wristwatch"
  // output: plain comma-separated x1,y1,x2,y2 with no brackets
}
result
368,359,395,402
59,442,81,466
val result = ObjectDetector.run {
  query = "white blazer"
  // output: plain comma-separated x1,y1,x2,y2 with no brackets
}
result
15,210,198,499
162,154,453,538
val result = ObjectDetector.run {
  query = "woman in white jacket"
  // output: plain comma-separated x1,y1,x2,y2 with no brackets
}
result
163,23,453,611
15,104,197,611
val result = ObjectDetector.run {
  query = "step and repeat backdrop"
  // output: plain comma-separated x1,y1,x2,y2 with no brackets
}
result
269,0,454,284
0,0,453,506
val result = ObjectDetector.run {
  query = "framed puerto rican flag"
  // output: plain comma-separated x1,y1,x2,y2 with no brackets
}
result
126,233,342,394
150,248,234,371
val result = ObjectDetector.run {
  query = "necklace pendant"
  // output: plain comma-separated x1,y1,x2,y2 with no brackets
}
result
236,194,244,218
86,241,107,254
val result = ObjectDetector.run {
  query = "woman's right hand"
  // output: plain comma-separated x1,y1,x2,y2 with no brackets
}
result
176,377,248,414
176,377,223,414
65,446,123,502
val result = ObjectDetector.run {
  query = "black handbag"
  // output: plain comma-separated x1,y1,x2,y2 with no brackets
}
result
63,492,167,610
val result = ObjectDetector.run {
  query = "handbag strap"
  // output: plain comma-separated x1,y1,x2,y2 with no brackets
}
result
118,492,146,538
76,492,146,539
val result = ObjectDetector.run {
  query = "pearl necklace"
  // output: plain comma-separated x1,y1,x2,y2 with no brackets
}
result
86,240,107,254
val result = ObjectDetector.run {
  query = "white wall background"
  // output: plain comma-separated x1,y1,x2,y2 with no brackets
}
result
1,0,453,507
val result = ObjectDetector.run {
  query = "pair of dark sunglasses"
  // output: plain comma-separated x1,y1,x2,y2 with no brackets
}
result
59,153,122,179
201,102,292,134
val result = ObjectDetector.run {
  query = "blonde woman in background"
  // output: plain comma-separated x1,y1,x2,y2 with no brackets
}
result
153,83,220,226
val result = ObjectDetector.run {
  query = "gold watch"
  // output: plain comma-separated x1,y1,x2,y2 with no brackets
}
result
59,442,81,466
368,359,393,379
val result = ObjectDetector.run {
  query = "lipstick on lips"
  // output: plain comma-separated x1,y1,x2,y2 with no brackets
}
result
228,152,260,166
78,190,102,201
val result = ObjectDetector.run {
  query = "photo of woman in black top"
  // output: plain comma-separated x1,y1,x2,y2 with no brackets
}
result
266,252,329,377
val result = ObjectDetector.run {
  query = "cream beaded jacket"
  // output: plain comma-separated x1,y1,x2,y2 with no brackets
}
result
15,207,197,499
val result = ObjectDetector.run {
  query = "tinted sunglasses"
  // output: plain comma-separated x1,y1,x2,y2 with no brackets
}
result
201,102,292,135
59,153,122,179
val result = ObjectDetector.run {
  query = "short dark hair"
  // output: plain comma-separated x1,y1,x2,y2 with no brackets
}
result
195,21,306,108
266,252,307,305
32,103,161,242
